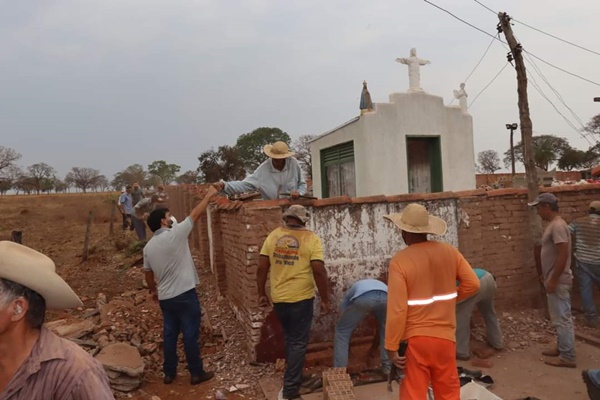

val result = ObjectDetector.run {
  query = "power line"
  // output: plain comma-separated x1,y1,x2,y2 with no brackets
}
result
422,0,503,43
450,35,497,105
468,62,509,108
524,51,600,87
423,0,600,87
464,35,497,83
473,0,496,15
514,19,600,57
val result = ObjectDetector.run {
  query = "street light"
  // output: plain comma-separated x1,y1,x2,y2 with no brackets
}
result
506,123,518,175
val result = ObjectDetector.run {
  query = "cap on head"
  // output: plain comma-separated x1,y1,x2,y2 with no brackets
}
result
590,200,600,213
282,205,310,224
527,193,558,207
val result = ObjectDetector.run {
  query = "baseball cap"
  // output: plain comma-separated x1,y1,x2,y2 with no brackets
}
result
282,205,310,223
527,193,558,207
590,201,600,212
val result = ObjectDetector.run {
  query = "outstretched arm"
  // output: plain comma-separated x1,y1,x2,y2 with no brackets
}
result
419,59,431,65
396,58,409,64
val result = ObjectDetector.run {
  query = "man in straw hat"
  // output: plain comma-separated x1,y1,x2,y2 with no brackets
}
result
0,241,113,399
569,200,600,328
212,141,307,200
529,193,576,368
383,203,480,400
257,205,329,400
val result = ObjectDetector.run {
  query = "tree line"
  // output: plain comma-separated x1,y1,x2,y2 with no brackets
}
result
0,126,315,195
477,114,600,173
0,149,186,195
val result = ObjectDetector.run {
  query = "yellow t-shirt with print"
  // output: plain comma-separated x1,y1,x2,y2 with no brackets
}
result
260,226,324,303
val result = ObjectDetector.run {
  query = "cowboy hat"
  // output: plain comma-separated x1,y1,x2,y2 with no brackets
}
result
384,203,447,236
0,241,82,309
263,141,295,159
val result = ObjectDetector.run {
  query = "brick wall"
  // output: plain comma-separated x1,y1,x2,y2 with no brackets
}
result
167,183,600,362
476,171,582,187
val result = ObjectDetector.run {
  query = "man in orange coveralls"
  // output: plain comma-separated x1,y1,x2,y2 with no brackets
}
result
383,203,480,399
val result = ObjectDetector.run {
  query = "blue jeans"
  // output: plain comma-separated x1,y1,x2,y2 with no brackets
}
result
333,290,390,371
273,298,314,399
546,284,576,362
131,216,147,240
159,289,203,377
588,369,600,387
576,260,600,323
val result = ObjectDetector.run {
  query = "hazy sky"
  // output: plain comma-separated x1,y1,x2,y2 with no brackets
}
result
1,0,599,180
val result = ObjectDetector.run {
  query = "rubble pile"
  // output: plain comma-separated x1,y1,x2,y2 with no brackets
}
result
95,343,145,392
47,255,272,397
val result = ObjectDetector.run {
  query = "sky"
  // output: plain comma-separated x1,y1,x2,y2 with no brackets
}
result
1,0,600,180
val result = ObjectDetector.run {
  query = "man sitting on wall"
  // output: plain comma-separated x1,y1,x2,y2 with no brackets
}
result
212,141,306,200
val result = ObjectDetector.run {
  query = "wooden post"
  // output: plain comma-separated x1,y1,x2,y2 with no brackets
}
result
82,211,93,262
499,12,545,307
109,200,116,236
10,231,22,244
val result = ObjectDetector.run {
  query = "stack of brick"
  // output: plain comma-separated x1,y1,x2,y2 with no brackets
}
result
322,368,355,400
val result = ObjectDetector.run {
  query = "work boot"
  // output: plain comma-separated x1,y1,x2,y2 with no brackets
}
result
163,375,175,384
544,358,576,368
191,371,214,385
541,348,559,357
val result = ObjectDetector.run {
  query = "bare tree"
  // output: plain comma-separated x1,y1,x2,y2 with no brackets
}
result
65,167,101,193
477,150,501,173
0,147,21,173
292,134,316,179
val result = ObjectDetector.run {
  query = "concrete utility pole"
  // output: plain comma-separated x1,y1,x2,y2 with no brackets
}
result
506,123,518,175
498,12,545,304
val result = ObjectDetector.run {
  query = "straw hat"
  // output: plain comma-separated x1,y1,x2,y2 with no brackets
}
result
263,141,295,159
0,241,82,309
589,200,600,212
384,203,447,236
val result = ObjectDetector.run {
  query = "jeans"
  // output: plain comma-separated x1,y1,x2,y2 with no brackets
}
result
333,290,390,371
576,260,600,323
456,273,503,358
159,288,203,377
131,216,147,240
589,369,600,387
547,284,576,362
273,298,314,399
122,213,133,231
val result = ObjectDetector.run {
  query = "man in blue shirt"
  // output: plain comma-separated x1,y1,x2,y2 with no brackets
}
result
212,141,307,200
456,268,503,360
118,185,133,231
333,279,391,373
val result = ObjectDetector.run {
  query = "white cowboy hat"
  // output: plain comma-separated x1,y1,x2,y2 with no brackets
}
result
384,203,447,236
263,141,295,159
0,241,82,309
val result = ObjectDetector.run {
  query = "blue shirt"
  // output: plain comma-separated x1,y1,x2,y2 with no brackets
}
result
224,157,307,200
457,268,487,286
340,279,387,311
119,193,133,214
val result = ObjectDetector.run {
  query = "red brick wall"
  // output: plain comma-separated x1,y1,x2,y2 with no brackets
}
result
476,171,582,187
167,184,600,361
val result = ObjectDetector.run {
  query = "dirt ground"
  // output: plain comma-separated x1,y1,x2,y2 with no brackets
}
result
2,193,600,400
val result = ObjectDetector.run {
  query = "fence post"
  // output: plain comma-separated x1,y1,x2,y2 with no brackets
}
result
83,211,93,262
109,200,116,236
10,231,22,244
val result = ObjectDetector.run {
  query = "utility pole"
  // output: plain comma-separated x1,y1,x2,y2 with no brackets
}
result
498,12,545,307
505,123,518,175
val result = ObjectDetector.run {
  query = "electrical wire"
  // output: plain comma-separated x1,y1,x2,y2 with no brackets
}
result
449,35,497,105
423,0,600,87
467,62,510,109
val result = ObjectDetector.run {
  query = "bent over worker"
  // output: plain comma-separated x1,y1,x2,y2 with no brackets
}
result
384,203,480,400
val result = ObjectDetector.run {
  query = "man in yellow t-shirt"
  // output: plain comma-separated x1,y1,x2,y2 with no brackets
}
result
258,205,329,400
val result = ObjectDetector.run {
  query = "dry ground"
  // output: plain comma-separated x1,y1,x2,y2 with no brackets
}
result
2,193,600,400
